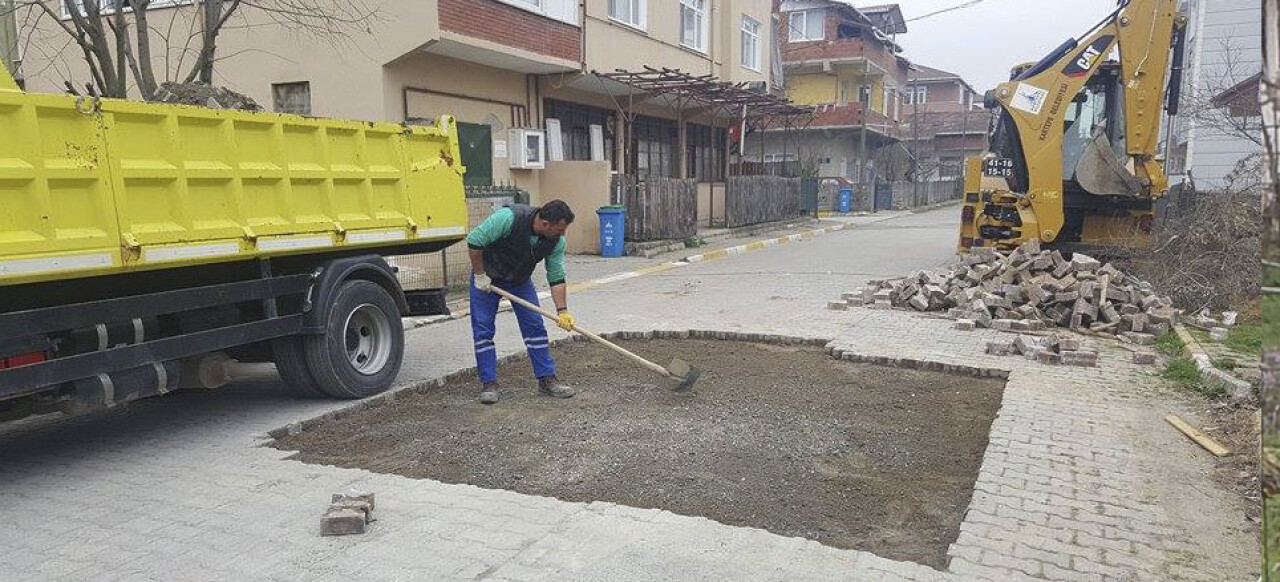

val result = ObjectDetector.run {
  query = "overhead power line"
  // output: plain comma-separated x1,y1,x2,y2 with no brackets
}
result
904,0,990,23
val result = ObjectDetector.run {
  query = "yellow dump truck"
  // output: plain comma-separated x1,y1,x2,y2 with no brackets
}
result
0,62,467,419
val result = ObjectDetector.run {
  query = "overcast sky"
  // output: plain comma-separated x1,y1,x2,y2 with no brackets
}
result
889,0,1120,91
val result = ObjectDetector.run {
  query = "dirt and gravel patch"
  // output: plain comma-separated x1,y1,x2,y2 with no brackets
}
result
273,339,1005,568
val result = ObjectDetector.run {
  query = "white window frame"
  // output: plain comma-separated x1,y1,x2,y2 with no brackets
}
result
609,0,646,30
916,86,928,104
492,0,579,25
741,15,761,71
61,0,189,19
680,0,708,52
788,9,824,42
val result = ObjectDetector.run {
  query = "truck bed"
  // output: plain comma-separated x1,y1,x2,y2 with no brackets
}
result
0,63,467,287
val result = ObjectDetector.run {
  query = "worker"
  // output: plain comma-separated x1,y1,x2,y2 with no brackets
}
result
467,200,578,404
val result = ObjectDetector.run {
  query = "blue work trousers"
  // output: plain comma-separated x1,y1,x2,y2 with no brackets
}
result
469,275,556,384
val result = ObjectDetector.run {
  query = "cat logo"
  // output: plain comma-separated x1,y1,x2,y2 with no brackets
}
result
1062,35,1115,78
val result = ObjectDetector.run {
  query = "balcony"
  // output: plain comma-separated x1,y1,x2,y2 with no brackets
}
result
807,103,899,138
781,37,901,77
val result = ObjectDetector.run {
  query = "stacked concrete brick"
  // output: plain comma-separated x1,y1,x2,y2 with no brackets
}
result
843,241,1177,342
987,333,1099,367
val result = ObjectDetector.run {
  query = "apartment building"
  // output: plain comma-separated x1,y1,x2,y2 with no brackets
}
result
747,0,908,183
903,65,981,114
17,0,776,250
1166,0,1263,189
890,64,987,182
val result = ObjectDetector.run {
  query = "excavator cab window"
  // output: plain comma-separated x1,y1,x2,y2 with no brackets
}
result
1062,64,1125,183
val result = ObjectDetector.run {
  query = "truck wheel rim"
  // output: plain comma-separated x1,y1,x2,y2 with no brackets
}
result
344,304,392,375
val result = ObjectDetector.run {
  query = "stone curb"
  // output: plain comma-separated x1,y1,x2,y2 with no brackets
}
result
1173,323,1252,399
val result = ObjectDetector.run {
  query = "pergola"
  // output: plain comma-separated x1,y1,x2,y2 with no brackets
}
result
595,66,814,179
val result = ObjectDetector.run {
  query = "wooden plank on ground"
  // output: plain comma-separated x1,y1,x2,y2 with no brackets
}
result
1164,413,1231,457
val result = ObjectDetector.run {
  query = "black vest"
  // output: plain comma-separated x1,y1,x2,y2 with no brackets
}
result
484,204,559,284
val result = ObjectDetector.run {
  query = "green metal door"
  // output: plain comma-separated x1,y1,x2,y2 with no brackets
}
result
457,122,493,187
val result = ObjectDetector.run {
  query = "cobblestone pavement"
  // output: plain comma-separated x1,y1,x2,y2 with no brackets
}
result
0,207,1255,581
830,310,1258,581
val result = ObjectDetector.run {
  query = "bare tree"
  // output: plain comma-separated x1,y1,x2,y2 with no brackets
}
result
10,0,380,99
1178,36,1265,150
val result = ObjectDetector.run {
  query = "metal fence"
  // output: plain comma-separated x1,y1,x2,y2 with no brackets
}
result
724,176,802,228
889,179,962,210
389,185,528,296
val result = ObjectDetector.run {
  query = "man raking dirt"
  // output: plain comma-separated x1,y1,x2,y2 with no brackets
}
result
467,201,701,404
467,200,579,404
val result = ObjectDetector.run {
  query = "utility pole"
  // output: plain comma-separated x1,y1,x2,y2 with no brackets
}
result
912,77,920,206
858,59,869,203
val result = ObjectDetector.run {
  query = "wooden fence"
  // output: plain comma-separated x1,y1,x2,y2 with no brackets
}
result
613,175,698,241
724,176,802,227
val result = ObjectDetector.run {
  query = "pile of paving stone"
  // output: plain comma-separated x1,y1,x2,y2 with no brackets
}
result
830,240,1176,345
985,332,1100,367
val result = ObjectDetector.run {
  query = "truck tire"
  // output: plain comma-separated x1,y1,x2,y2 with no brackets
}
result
271,337,325,397
303,280,404,399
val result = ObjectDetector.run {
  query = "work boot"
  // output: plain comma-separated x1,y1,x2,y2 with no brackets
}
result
537,376,575,399
479,382,500,405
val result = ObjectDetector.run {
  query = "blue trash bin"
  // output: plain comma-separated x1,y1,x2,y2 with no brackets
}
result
597,206,626,258
837,187,853,213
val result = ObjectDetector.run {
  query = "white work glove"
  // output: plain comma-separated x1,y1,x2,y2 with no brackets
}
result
473,273,492,293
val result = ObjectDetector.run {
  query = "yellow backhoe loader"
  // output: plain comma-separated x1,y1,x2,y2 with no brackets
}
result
957,0,1187,256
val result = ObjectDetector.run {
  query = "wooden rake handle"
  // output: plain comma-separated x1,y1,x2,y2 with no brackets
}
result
485,285,673,379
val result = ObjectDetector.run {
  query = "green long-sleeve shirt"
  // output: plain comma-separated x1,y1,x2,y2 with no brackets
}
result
466,207,567,286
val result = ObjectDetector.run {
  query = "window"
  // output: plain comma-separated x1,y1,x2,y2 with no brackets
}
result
272,82,311,116
631,115,677,179
545,99,616,169
741,16,761,71
788,9,824,42
903,85,928,106
687,124,726,182
62,0,187,18
681,0,707,52
836,23,861,39
609,0,645,29
858,85,871,106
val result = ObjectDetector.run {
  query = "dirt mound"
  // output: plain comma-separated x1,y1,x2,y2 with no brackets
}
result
153,82,261,111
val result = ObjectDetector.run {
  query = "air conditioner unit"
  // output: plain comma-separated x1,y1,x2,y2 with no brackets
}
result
508,128,546,170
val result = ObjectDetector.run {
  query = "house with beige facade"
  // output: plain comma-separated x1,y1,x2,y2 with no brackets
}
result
745,0,908,184
16,0,778,254
0,0,17,80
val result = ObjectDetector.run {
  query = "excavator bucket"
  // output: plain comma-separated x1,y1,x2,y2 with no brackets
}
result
1073,131,1142,197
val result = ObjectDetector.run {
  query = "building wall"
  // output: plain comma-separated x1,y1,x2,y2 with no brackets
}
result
582,0,770,85
1176,0,1263,188
440,0,581,62
787,73,838,104
16,0,443,121
748,128,871,181
537,160,612,253
0,0,17,79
